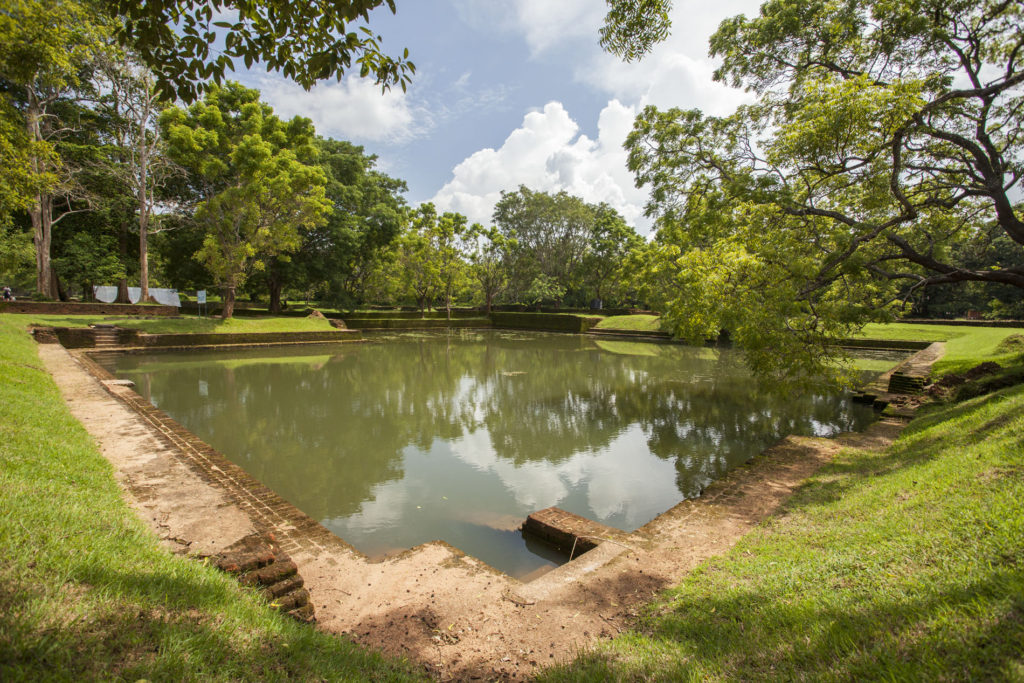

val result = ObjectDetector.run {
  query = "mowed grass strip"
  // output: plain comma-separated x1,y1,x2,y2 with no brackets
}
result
858,322,1024,375
540,377,1024,680
0,314,423,682
22,313,338,335
593,315,663,333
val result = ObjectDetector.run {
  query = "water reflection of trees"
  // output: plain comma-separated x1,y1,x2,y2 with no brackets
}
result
121,332,872,521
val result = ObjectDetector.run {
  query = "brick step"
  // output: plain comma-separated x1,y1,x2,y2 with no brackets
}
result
207,533,315,623
522,507,630,559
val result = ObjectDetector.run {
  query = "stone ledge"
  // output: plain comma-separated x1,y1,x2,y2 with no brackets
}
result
522,506,631,559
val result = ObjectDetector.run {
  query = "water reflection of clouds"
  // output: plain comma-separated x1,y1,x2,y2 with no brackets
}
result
446,424,681,531
327,480,408,535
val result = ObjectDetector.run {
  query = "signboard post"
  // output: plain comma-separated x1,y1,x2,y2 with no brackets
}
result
196,290,206,317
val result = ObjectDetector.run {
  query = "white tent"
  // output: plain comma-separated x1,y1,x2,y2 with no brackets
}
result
93,286,181,307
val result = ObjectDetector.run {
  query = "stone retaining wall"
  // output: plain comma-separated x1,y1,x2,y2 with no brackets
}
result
898,318,1024,328
1,301,178,316
522,507,631,559
491,312,601,333
133,330,361,347
838,338,932,350
343,317,491,330
34,327,362,349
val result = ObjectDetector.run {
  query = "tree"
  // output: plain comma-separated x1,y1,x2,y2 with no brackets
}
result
432,210,469,320
108,0,415,103
161,82,330,317
390,204,469,317
583,204,643,306
492,186,594,305
603,0,1024,380
95,51,179,303
0,99,51,229
53,232,125,300
523,274,566,310
466,225,510,314
0,0,108,299
393,217,437,317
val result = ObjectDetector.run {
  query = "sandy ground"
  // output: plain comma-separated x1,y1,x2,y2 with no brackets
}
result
40,343,912,680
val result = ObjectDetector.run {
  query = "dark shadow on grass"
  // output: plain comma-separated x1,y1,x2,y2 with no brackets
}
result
0,564,421,682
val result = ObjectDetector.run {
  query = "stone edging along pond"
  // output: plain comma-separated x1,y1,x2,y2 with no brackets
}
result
35,326,946,678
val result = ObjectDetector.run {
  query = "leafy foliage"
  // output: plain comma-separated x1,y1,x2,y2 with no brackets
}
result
606,0,1024,380
53,232,126,298
599,0,673,62
109,0,415,102
493,186,642,307
160,82,329,317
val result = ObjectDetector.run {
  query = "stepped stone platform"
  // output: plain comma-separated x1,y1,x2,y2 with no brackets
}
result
207,533,315,622
523,507,632,559
852,342,946,415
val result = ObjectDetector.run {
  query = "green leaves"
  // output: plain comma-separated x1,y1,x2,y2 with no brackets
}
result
161,83,329,310
109,0,414,103
609,0,1024,380
600,0,673,62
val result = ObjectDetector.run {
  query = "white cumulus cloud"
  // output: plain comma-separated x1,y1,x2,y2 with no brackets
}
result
430,100,650,231
253,75,430,144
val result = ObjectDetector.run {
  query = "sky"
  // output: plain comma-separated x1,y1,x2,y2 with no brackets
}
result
236,0,763,235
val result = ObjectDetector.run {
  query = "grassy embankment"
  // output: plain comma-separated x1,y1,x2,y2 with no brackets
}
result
24,313,338,335
858,322,1024,375
541,324,1024,681
0,313,423,681
592,314,663,333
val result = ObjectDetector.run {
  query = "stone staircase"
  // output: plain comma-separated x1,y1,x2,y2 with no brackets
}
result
90,325,120,349
208,533,315,622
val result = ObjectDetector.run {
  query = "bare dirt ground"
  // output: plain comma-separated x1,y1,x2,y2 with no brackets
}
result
40,343,914,680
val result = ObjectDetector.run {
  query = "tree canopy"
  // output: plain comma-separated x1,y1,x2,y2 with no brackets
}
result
604,0,1024,380
108,0,415,102
161,82,330,317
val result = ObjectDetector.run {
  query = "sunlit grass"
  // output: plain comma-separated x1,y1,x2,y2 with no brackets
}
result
22,314,337,334
0,314,422,681
540,380,1024,681
857,323,1024,375
593,314,663,332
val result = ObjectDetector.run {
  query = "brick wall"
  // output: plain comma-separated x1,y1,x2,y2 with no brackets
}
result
490,312,601,333
1,301,178,316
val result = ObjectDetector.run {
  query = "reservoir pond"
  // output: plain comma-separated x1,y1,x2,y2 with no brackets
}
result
106,330,894,579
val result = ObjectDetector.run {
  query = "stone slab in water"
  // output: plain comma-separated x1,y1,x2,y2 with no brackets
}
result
523,507,628,558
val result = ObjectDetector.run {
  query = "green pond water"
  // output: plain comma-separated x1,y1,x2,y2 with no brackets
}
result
107,330,898,579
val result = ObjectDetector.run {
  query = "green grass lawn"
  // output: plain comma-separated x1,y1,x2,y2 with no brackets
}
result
857,323,1024,375
22,313,338,335
541,376,1024,681
593,314,663,333
0,314,422,681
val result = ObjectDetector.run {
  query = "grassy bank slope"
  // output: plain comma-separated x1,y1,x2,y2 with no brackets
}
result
542,381,1024,680
593,315,663,333
0,314,421,681
23,314,337,335
858,323,1023,375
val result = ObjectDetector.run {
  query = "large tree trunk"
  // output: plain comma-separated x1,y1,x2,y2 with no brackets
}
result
139,212,151,302
31,195,56,299
51,267,67,302
138,138,152,303
221,285,236,319
485,290,493,315
26,93,58,300
268,264,284,314
116,218,131,303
